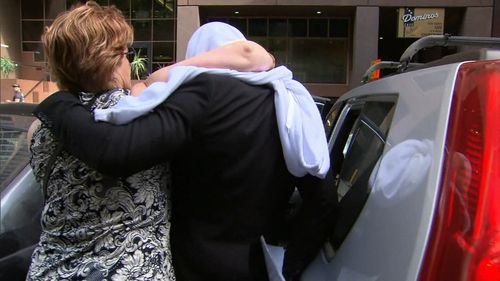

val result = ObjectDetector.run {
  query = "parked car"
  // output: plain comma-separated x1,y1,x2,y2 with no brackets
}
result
302,35,500,281
0,102,42,280
313,95,336,120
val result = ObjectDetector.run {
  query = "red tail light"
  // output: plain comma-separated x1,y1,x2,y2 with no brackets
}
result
418,60,500,281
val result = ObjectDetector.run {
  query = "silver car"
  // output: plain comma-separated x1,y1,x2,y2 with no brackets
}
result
2,35,500,281
303,36,500,281
0,103,42,280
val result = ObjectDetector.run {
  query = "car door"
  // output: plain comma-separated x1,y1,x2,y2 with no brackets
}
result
303,95,397,281
328,97,396,249
0,104,43,280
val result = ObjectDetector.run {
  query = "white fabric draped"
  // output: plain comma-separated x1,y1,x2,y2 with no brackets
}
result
93,22,330,178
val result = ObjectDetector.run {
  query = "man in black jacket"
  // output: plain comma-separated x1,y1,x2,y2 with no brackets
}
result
34,73,337,281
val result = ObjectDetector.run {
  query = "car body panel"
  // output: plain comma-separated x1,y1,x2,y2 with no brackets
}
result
303,62,464,281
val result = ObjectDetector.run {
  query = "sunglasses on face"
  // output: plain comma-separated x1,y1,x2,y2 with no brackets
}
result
124,48,135,62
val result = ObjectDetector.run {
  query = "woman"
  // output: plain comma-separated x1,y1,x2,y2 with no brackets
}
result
26,2,274,280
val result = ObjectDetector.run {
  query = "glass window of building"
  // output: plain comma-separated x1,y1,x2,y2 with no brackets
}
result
110,0,131,18
22,43,45,62
20,0,177,76
45,0,66,19
153,19,175,41
206,17,350,85
249,18,267,37
288,19,307,37
152,42,174,71
269,19,287,37
132,0,152,18
22,1,44,19
228,18,247,34
22,21,44,42
133,20,152,41
309,19,328,37
153,0,175,18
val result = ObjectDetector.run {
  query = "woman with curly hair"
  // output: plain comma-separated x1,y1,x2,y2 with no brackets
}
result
26,2,274,280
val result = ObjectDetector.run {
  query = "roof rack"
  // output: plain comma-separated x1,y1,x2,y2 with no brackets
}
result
361,35,500,84
399,34,500,69
361,61,422,84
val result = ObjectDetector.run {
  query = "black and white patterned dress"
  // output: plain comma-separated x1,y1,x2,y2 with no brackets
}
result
27,89,175,280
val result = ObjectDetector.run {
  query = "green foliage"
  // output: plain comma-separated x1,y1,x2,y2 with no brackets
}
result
0,57,17,78
130,50,148,80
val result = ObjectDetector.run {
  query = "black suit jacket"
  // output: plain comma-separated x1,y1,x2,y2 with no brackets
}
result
34,73,338,281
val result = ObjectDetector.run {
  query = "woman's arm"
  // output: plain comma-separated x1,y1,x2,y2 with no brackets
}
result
36,74,215,177
131,40,274,96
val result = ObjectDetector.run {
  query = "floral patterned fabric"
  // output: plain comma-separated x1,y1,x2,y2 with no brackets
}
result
26,89,175,281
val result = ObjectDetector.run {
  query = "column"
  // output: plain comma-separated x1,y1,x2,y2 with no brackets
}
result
350,6,379,89
176,6,200,61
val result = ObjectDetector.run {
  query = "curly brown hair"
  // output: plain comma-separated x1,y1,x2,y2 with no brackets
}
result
42,1,133,93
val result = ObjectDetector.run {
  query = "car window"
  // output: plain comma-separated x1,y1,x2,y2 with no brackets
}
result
313,96,337,121
324,97,396,257
324,100,344,139
0,112,34,192
0,107,42,280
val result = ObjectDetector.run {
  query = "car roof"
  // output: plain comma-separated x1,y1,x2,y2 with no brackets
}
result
361,35,500,84
0,102,36,116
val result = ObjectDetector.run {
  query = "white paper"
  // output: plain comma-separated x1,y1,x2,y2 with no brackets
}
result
260,236,286,281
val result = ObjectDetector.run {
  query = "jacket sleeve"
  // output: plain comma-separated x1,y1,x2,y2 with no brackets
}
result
33,74,212,177
282,171,339,281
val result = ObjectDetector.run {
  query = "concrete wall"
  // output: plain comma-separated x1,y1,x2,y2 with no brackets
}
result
350,7,379,89
462,7,493,36
460,7,494,52
176,6,201,61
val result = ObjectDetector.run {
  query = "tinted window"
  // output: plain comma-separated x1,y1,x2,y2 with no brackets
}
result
326,99,395,251
324,101,343,139
0,106,42,280
153,0,175,18
0,112,34,192
249,18,267,37
309,19,328,37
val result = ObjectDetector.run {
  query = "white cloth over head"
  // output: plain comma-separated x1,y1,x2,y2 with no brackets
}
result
93,22,330,179
185,21,246,59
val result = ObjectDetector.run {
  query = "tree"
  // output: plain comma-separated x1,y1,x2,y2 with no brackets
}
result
130,50,148,80
0,57,17,78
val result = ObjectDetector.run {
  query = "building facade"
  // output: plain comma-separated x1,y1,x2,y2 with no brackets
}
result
1,0,499,102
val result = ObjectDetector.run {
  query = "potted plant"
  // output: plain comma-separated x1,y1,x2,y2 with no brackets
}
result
0,56,17,78
130,50,148,80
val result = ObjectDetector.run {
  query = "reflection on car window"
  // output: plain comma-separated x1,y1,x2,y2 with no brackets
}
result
0,109,43,280
0,114,34,192
325,98,396,255
324,101,343,139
